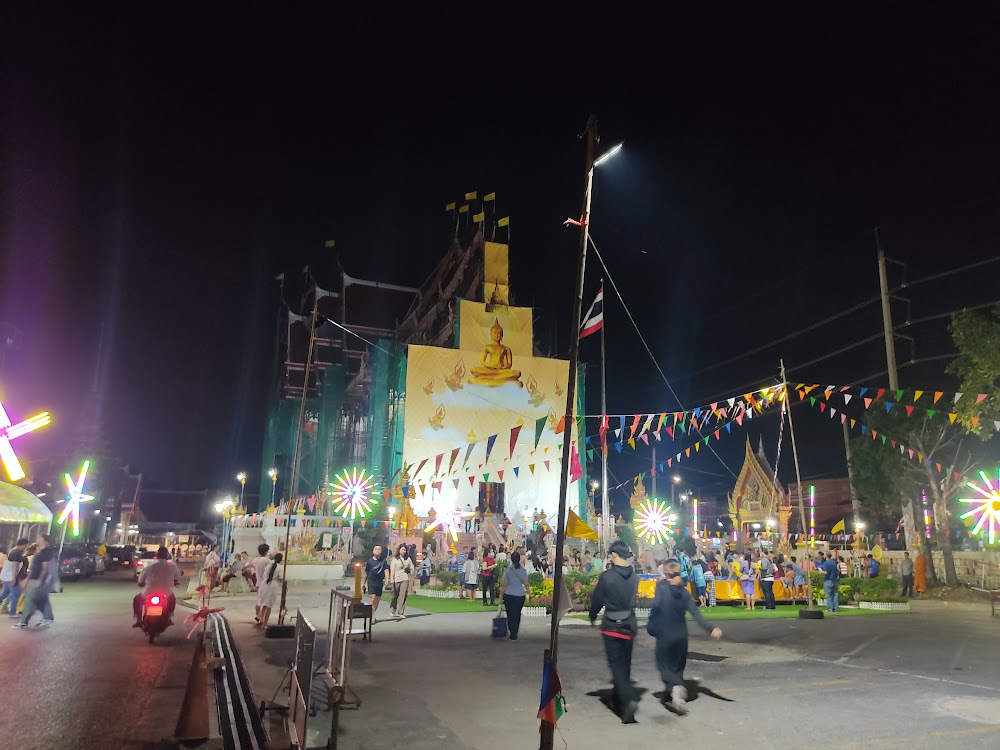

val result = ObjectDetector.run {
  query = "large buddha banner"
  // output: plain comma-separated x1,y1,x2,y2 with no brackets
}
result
403,337,576,522
458,300,533,357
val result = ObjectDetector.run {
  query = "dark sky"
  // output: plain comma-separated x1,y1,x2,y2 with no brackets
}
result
3,6,999,506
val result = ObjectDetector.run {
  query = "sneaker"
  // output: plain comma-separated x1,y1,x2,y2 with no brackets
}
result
394,613,405,619
11,623,27,629
666,685,688,716
132,621,142,628
390,608,396,616
38,620,52,628
621,699,638,724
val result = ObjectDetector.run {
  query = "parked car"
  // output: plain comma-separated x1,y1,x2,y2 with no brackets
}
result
133,549,157,581
107,545,134,570
59,545,92,582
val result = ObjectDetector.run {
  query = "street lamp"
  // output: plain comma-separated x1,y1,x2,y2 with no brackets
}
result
215,498,235,564
268,468,277,506
236,472,247,506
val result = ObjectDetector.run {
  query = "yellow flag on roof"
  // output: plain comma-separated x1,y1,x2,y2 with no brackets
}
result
498,216,510,227
484,192,496,201
465,191,478,200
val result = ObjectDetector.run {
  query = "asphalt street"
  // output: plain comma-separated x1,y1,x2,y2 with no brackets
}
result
0,569,195,750
236,594,1000,749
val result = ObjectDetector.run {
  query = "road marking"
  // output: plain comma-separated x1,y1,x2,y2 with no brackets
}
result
931,725,1000,737
949,635,971,670
723,679,851,693
805,656,1000,693
835,633,882,663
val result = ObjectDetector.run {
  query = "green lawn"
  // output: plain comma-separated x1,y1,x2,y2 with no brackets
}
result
569,605,908,622
405,594,499,614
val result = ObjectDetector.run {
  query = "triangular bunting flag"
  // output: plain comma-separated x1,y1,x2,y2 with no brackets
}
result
810,397,816,407
453,479,460,490
927,410,936,419
529,464,535,475
864,398,873,409
841,413,847,424
977,393,988,404
435,453,443,476
485,434,498,464
933,391,943,403
948,413,958,424
830,407,837,418
534,417,546,449
628,438,636,450
895,389,904,401
629,414,641,439
449,447,460,474
886,402,894,412
850,419,856,428
726,423,732,432
497,470,504,481
469,476,476,487
913,390,923,401
685,447,691,457
971,416,980,428
954,392,963,404
935,463,942,473
544,460,550,472
640,433,649,445
844,394,852,404
464,443,476,469
905,406,914,417
615,442,622,453
509,425,522,457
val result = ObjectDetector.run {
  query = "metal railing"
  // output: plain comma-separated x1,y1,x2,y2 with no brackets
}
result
289,609,316,749
325,590,363,749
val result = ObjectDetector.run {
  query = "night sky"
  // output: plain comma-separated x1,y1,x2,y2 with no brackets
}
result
3,7,999,509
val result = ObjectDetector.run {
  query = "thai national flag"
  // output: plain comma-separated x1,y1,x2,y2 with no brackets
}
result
579,285,604,339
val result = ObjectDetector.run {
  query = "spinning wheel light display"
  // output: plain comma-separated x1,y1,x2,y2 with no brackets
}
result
634,498,674,545
424,508,468,541
328,467,378,520
0,400,51,482
958,469,1000,545
58,461,94,537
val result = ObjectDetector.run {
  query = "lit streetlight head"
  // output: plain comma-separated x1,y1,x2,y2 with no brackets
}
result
672,474,682,484
594,141,624,167
236,472,246,483
268,468,276,479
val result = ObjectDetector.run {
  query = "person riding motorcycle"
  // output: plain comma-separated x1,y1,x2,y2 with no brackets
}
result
133,546,181,627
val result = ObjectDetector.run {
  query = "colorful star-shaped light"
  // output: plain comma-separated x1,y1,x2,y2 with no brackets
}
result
959,469,1000,546
0,400,51,481
424,508,470,541
634,498,674,545
328,467,378,520
58,461,94,537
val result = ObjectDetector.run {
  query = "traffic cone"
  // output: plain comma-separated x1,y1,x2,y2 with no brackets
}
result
174,631,210,740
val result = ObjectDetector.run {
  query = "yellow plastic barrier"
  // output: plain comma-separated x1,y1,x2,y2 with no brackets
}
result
549,576,805,603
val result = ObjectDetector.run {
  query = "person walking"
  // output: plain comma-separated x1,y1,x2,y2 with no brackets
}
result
0,538,28,616
588,540,641,724
252,544,271,623
364,544,390,619
500,551,529,641
691,558,707,607
900,551,915,597
203,544,222,591
648,558,723,715
462,549,480,603
785,556,806,603
14,533,55,629
821,552,841,612
257,553,283,629
389,543,414,619
759,552,776,610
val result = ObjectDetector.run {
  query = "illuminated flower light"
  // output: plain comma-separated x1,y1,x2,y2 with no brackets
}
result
0,401,51,482
958,469,1000,546
328,468,378,520
58,461,94,537
424,508,469,541
634,498,674,545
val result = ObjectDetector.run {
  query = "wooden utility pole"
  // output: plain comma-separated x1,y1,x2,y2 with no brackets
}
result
876,227,899,391
540,115,598,750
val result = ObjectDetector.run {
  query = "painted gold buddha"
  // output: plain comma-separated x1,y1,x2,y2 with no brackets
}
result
469,318,522,386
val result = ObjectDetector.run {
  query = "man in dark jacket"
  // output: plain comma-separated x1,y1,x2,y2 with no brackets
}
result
649,559,722,715
588,540,640,724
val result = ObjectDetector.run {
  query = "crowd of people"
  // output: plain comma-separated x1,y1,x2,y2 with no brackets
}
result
0,534,58,628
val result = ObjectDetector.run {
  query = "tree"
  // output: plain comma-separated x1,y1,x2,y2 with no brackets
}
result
849,402,977,587
674,536,697,557
948,305,1000,432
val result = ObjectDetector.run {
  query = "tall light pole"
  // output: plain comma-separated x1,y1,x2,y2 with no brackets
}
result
541,116,621,750
236,472,247,507
268,468,277,507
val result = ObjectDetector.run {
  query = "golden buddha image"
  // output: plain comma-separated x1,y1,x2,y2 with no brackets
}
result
469,318,522,386
423,377,435,395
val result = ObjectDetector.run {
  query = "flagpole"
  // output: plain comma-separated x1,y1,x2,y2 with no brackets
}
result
780,358,821,619
600,281,609,554
540,115,598,750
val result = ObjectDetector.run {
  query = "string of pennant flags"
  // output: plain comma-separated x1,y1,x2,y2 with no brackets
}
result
796,384,999,433
802,396,971,481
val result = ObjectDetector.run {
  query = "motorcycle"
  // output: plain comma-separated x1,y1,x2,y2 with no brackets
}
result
141,592,174,643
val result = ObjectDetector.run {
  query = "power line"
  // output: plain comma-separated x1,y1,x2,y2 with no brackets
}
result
901,255,1000,290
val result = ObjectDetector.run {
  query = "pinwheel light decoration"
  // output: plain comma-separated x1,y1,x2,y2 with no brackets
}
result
328,467,378,520
0,399,51,482
634,498,674,545
958,469,1000,546
424,508,469,541
58,460,94,537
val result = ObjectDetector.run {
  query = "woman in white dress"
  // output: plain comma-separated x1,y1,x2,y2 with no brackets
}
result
257,553,283,628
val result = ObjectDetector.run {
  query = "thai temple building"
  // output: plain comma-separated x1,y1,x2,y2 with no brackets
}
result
727,438,793,536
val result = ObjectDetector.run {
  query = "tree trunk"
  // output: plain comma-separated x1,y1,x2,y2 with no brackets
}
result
930,485,959,587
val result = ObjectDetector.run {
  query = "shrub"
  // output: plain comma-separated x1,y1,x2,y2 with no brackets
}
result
860,577,898,600
436,570,459,587
564,570,598,588
527,572,545,589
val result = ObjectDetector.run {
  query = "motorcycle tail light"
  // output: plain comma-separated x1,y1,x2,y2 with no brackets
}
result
150,596,161,605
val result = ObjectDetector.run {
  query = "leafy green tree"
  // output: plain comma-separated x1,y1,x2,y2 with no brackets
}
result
849,402,977,586
948,305,1000,433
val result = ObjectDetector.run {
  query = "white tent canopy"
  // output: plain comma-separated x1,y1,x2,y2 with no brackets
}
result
0,482,53,524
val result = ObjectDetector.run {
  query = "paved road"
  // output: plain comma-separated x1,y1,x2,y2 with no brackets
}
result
231,592,1000,749
0,570,194,750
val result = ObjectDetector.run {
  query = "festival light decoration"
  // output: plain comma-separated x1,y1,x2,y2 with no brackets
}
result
0,400,51,482
922,489,932,539
58,461,94,537
691,498,699,538
328,467,378,520
958,469,1000,546
809,485,815,546
634,498,674,545
423,508,468,541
